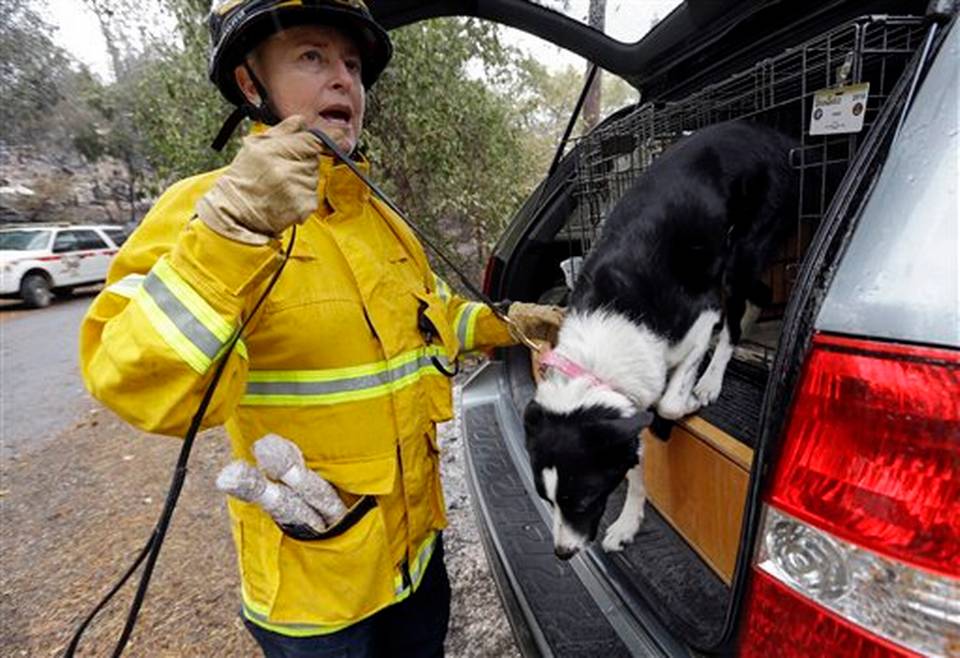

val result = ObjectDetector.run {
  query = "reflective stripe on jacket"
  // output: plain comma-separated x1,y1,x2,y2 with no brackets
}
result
80,151,515,634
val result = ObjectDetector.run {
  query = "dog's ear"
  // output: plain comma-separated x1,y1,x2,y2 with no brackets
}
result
594,264,632,305
594,410,653,440
590,411,652,465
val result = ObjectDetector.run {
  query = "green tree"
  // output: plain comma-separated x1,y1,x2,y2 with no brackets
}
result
0,0,78,144
125,0,241,189
364,18,541,281
508,57,638,175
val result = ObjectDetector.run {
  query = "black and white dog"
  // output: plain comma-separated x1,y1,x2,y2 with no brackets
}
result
524,121,796,559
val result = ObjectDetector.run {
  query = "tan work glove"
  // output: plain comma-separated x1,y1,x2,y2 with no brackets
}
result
196,115,326,245
508,302,565,344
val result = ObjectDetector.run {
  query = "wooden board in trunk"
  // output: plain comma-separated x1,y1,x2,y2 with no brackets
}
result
644,418,753,584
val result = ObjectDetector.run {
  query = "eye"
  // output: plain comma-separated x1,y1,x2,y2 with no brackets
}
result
345,57,362,74
301,49,323,63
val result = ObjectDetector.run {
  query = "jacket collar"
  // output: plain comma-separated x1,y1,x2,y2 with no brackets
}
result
318,154,371,216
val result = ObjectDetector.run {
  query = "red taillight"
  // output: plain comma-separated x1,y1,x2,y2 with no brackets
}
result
740,333,960,657
768,334,959,577
740,570,921,658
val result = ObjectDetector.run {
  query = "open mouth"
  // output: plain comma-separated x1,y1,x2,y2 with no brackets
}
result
318,105,352,126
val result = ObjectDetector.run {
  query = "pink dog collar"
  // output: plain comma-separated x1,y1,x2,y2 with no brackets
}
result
538,348,614,391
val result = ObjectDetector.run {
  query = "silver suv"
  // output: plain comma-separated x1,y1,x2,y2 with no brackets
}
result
376,0,958,656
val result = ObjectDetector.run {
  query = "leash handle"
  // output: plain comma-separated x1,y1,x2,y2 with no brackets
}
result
307,129,543,354
505,315,545,353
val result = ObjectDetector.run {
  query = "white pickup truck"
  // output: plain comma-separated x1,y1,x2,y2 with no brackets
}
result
0,224,128,308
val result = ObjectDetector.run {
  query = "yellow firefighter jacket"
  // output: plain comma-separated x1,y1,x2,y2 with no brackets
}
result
79,152,515,636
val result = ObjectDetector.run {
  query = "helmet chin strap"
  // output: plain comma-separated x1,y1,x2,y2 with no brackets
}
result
243,61,282,127
211,61,281,151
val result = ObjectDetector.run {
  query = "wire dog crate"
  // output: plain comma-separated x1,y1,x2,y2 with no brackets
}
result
567,15,928,311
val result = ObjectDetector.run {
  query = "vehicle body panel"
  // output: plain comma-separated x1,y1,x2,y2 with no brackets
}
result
372,0,921,99
363,3,957,654
817,24,960,349
0,226,122,297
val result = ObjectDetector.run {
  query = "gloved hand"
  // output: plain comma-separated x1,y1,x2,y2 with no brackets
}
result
508,302,565,344
216,460,328,534
253,434,347,522
196,115,325,245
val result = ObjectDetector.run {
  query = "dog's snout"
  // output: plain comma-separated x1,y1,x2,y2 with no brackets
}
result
554,545,578,561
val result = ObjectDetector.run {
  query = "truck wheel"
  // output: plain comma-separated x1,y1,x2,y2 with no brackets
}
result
21,273,53,308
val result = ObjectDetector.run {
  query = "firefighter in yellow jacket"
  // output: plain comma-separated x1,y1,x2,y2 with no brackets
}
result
79,1,562,655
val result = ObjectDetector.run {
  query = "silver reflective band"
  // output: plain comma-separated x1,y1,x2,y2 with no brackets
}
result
246,354,443,396
433,274,451,302
408,534,436,587
143,271,225,361
242,347,452,406
455,303,483,350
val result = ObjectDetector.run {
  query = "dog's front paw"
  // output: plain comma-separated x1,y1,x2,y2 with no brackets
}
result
658,394,701,420
602,514,643,553
656,396,687,420
693,367,724,406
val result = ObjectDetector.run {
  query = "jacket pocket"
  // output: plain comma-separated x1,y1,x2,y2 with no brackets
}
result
277,495,377,541
271,500,398,626
230,500,281,608
412,290,457,423
413,290,459,363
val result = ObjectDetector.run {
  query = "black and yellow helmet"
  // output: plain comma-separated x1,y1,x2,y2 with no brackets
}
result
207,0,392,149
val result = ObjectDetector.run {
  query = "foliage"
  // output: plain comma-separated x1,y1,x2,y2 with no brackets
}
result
0,0,79,144
124,0,241,190
364,18,542,279
508,56,637,175
4,0,642,283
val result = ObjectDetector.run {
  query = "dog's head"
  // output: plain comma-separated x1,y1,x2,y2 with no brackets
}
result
523,399,651,560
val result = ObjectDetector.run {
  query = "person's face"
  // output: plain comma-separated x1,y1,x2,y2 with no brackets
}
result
236,25,365,153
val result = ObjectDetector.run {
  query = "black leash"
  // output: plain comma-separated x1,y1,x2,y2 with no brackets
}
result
64,228,297,657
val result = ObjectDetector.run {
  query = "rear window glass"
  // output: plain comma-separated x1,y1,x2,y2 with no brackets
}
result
0,230,51,250
103,229,128,246
54,229,107,252
528,0,683,44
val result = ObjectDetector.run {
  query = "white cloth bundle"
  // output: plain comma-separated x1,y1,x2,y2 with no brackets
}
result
215,460,327,533
253,433,347,523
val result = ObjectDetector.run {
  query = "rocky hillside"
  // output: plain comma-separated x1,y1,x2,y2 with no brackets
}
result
0,143,153,228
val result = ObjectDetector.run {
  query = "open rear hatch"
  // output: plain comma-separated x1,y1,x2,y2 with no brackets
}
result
460,2,933,653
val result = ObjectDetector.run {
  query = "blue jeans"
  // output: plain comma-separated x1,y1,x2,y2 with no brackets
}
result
244,536,451,658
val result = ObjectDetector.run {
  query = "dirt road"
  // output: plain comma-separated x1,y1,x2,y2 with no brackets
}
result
0,298,519,657
0,294,99,460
